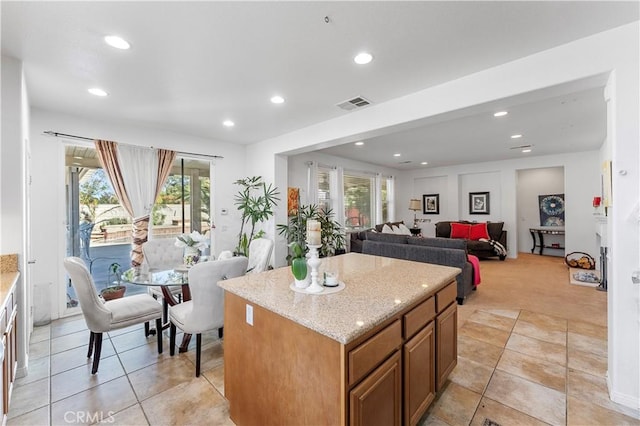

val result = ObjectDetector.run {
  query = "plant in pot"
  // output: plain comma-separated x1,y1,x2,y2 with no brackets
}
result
277,204,346,261
234,176,280,257
289,241,309,288
101,262,126,301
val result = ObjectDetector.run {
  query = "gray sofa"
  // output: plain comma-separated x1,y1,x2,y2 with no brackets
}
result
359,232,475,304
435,221,507,260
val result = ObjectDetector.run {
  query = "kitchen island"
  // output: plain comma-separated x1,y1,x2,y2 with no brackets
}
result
220,253,460,426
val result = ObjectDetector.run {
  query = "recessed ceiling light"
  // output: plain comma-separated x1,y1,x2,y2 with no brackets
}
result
104,35,130,50
511,134,523,139
522,148,532,153
354,52,373,65
393,153,401,157
421,161,428,165
494,111,508,117
88,88,108,97
223,120,235,127
355,141,364,146
270,95,285,104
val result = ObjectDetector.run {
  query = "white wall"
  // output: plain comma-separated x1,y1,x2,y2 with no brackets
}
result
516,167,565,255
245,23,639,407
398,152,598,259
1,55,30,378
413,175,447,237
29,108,247,320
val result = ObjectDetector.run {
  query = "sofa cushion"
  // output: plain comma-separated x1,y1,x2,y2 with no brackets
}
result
381,224,394,234
469,223,490,240
366,231,409,245
396,223,412,235
486,222,504,241
374,221,405,233
450,223,471,239
407,237,467,251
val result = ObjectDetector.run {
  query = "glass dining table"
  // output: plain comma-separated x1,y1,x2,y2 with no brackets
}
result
121,267,193,352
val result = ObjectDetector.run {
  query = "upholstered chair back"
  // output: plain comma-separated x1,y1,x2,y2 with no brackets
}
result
143,239,183,269
247,238,274,274
185,257,248,333
63,257,112,332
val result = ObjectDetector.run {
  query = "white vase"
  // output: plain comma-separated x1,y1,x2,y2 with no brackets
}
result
183,246,200,266
294,271,310,289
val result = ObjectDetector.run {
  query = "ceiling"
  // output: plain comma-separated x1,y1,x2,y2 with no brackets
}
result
2,2,638,169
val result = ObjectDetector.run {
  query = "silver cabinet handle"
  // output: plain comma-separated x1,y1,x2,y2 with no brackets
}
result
27,260,36,264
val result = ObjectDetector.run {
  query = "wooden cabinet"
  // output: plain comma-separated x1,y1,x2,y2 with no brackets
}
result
0,284,17,423
350,351,402,426
436,302,457,391
403,322,435,426
225,278,458,426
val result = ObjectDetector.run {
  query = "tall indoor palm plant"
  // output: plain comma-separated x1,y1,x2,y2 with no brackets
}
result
234,176,280,256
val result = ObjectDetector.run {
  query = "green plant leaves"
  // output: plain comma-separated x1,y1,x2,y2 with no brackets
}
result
291,257,308,280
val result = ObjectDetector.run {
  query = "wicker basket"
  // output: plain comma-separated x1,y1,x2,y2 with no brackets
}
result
564,252,596,270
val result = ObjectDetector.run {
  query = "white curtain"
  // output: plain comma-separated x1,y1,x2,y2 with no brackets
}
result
117,145,158,217
332,167,344,227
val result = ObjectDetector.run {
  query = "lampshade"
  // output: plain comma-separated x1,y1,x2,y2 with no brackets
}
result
408,199,421,211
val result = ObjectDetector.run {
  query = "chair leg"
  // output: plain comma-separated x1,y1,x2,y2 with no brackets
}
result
170,323,176,356
145,321,150,337
87,331,94,358
91,333,103,374
218,327,224,339
156,318,163,354
162,299,169,323
195,333,202,377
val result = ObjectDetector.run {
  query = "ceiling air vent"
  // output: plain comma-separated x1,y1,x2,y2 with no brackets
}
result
509,144,533,150
337,96,371,111
398,161,412,164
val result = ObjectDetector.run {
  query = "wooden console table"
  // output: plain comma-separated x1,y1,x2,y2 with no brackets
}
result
529,228,565,255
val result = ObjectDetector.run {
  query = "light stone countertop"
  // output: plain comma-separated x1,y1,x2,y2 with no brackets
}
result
219,253,460,344
0,272,19,309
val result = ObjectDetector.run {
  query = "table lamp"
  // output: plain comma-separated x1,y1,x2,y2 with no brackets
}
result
408,199,421,228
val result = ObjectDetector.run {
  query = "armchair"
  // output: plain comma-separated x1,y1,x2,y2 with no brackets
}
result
169,257,248,376
63,257,163,374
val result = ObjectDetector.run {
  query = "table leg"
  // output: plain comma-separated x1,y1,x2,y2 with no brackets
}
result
537,231,545,255
530,229,536,254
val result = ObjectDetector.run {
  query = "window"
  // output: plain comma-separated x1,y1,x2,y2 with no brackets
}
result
344,173,374,230
317,166,332,212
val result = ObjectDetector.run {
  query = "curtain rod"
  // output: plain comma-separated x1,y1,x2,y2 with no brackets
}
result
44,131,224,159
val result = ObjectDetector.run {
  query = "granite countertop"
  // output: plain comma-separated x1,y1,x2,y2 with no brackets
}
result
219,253,460,344
0,272,19,308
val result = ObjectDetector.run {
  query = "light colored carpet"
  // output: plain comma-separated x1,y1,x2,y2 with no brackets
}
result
458,253,607,328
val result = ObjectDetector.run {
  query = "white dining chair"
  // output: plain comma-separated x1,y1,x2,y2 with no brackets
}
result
169,256,248,376
143,239,184,328
63,257,163,374
247,238,274,274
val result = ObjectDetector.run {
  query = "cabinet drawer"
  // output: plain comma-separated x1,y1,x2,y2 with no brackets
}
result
404,297,435,339
349,320,402,386
436,281,456,313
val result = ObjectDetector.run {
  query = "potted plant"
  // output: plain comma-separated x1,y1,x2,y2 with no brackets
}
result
289,241,309,288
234,176,280,257
277,204,346,261
174,230,209,266
101,262,126,301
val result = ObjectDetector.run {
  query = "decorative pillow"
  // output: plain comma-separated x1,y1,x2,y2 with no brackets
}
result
469,223,490,241
450,223,471,239
397,223,412,235
381,224,394,234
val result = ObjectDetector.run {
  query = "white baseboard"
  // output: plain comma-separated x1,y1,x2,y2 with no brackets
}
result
607,374,640,415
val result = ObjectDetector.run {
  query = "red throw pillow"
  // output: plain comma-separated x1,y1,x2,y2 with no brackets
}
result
469,223,490,241
450,223,471,239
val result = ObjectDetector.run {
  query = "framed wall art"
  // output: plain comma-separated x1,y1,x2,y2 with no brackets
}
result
538,193,565,226
422,194,439,214
287,187,300,217
469,192,490,214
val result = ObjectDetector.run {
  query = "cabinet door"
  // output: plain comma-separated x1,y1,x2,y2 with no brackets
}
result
350,351,401,426
436,303,457,391
404,322,435,426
